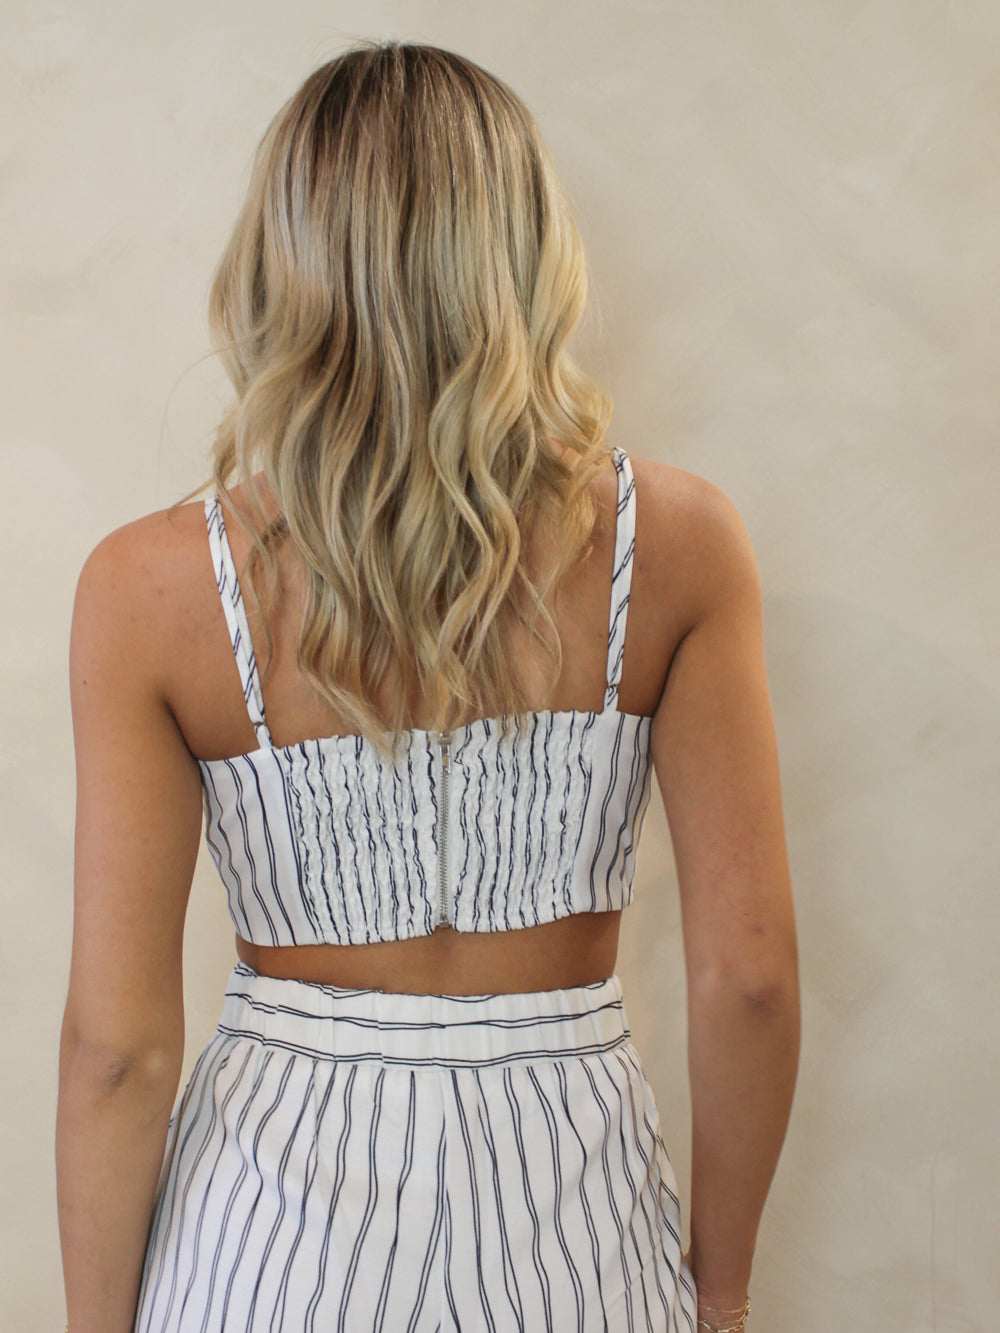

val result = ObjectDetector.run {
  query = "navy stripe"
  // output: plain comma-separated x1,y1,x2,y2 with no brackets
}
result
372,1071,417,1329
502,1064,553,1326
246,757,293,941
215,1026,630,1068
442,1155,460,1327
588,710,626,909
206,498,272,748
618,1047,672,1330
554,1058,609,1327
200,764,254,941
599,1051,652,1322
472,1067,525,1326
336,1066,386,1329
273,748,312,944
404,1118,447,1333
303,1062,358,1330
224,758,279,946
579,1053,636,1333
221,986,627,1033
526,1061,586,1326
451,1069,497,1330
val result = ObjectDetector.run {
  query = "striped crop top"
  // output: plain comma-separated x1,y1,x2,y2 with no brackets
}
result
198,446,655,946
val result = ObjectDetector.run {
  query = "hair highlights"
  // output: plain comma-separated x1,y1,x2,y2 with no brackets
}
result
204,40,613,763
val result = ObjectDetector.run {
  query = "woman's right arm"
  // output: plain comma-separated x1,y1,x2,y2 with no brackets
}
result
649,473,800,1314
58,519,204,1333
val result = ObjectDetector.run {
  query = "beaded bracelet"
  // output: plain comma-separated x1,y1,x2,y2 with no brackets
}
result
697,1296,751,1332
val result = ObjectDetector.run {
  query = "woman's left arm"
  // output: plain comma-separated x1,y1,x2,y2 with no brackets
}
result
57,520,204,1333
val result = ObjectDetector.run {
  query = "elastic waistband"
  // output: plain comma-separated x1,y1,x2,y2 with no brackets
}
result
218,962,632,1068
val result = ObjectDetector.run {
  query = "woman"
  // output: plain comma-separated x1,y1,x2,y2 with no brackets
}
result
57,40,799,1333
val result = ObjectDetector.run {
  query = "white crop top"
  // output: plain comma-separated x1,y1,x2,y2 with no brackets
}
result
198,446,654,945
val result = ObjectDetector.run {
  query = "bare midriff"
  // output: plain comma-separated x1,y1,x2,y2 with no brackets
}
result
235,908,624,995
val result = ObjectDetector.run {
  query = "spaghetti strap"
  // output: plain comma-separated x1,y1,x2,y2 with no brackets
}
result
204,497,273,750
603,445,637,712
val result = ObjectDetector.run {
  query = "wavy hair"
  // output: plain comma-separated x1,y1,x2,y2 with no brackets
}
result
202,40,614,764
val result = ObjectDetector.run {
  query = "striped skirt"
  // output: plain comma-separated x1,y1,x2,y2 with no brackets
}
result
134,962,697,1332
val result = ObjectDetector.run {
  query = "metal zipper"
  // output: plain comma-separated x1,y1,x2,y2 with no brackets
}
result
436,731,451,926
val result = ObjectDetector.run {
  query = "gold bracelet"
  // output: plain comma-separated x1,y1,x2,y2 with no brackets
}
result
697,1296,751,1331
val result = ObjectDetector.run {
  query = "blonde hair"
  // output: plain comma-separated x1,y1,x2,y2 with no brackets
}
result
204,40,614,763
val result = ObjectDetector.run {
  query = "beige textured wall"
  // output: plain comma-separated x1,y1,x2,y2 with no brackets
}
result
4,3,997,1329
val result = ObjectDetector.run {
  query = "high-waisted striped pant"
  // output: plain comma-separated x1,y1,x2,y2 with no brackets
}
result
134,962,697,1332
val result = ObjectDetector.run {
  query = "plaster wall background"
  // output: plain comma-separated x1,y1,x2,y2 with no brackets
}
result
2,2,997,1329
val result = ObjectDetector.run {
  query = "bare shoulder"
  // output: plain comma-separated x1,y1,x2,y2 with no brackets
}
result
72,500,213,684
77,499,209,586
629,454,761,630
